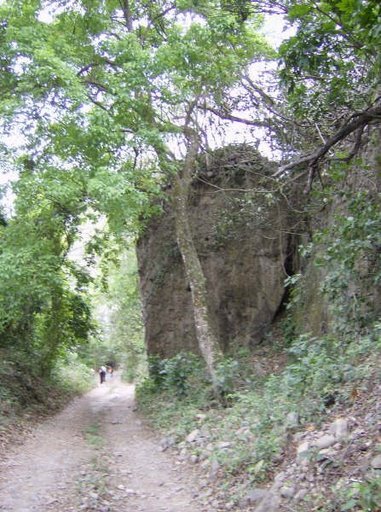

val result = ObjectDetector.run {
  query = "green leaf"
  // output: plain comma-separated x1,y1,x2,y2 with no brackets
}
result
288,4,312,19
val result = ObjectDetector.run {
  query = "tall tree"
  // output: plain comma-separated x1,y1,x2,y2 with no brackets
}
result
0,0,272,391
0,160,93,373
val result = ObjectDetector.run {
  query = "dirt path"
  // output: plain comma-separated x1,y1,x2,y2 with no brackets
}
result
0,375,205,512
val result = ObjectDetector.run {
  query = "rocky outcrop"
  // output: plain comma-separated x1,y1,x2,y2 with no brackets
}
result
137,146,303,358
292,129,381,336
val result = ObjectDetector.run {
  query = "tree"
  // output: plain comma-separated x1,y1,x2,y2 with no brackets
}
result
6,0,377,382
208,1,381,188
0,0,272,393
276,0,381,187
0,155,93,374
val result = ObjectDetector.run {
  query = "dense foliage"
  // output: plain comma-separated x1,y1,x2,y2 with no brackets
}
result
0,161,92,369
0,0,379,418
0,2,379,510
0,0,273,386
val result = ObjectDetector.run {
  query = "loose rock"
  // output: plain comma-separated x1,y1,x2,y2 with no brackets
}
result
297,441,310,460
370,454,381,469
330,418,349,440
240,488,269,506
186,429,201,443
313,435,336,450
280,486,296,499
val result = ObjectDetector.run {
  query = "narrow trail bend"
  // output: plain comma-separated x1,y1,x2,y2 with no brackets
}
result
0,375,205,512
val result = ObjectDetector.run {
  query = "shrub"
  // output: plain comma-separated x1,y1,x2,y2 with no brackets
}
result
145,352,205,397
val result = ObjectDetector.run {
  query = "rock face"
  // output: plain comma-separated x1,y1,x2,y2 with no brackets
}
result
137,146,302,358
292,129,381,336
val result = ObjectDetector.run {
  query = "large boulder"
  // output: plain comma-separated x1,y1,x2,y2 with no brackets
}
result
137,146,303,358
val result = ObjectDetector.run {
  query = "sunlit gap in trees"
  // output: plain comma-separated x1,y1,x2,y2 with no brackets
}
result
67,213,107,275
163,12,294,162
0,150,17,217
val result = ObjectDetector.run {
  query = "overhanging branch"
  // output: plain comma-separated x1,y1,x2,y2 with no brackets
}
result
274,102,381,180
200,104,270,129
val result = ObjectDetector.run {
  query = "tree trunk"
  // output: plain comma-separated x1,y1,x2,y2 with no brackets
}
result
172,135,223,395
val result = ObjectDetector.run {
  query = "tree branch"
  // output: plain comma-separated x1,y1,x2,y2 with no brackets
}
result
274,102,381,180
332,126,365,163
241,74,276,106
77,58,118,77
87,95,110,112
119,0,133,31
84,80,109,93
249,0,289,15
199,104,270,129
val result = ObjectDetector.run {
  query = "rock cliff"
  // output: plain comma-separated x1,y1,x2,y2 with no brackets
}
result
137,146,304,358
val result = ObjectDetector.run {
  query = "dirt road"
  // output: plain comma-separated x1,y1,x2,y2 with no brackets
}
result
0,375,204,512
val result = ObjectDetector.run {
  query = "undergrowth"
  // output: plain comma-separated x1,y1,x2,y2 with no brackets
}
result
0,348,94,430
136,323,381,500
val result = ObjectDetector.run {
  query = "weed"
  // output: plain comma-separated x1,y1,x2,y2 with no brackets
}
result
336,476,381,511
143,352,207,398
84,422,104,449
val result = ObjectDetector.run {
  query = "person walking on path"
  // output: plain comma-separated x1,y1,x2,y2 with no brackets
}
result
99,365,107,384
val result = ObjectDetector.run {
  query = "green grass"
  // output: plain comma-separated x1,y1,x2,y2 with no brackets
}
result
84,422,104,449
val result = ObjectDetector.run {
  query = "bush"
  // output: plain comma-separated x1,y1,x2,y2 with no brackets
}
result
145,352,205,397
136,323,381,489
52,351,95,395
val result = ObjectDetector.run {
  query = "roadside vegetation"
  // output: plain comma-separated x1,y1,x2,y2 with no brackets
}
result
136,325,381,510
0,1,380,509
0,348,94,436
136,182,381,510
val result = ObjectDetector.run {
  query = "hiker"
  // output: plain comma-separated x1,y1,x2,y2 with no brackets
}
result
107,366,114,378
99,365,107,384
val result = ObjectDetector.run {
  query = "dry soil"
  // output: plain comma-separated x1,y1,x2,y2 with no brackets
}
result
0,374,204,512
